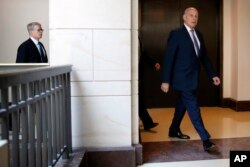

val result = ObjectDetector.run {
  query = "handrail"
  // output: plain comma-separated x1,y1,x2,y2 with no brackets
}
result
0,65,72,167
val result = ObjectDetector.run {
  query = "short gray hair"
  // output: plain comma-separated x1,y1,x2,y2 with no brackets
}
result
27,22,41,32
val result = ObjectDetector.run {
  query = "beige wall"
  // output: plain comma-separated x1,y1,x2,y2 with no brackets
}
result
49,0,137,147
131,0,140,144
223,0,250,100
237,0,250,100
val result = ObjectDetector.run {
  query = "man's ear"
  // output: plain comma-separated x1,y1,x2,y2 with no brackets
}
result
182,14,186,21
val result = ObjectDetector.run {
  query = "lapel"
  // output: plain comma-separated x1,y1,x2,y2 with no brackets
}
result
28,38,48,62
29,38,48,58
28,38,40,55
182,26,192,41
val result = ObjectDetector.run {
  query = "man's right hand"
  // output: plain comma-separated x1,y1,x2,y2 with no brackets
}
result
161,83,170,93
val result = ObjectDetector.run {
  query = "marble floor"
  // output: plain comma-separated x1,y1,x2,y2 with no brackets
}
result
138,107,250,167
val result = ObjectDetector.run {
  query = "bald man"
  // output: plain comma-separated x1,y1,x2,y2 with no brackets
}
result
161,7,220,151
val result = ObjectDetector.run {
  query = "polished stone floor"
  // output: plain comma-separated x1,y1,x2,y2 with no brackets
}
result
138,107,250,167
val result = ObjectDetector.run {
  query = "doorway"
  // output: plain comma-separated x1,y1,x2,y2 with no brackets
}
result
139,0,222,108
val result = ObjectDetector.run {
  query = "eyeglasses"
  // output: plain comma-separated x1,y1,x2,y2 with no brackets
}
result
37,29,44,32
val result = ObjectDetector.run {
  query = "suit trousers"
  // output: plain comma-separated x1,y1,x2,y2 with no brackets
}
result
169,90,210,140
139,81,154,127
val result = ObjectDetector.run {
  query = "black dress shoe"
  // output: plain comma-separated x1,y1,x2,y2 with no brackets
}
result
144,122,159,130
203,140,216,151
169,131,190,139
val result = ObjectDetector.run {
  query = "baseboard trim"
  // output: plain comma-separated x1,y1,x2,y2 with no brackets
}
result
222,98,250,111
79,144,143,167
134,144,143,165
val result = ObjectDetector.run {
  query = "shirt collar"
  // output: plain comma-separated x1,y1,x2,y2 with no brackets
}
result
30,37,39,45
184,23,194,32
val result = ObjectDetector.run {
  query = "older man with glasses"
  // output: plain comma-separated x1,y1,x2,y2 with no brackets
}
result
16,22,48,63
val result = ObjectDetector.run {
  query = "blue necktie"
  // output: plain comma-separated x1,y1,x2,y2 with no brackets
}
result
190,30,199,56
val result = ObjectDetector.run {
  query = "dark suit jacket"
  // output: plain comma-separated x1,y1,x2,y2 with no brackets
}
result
162,25,216,91
138,35,158,81
16,38,48,63
139,52,158,81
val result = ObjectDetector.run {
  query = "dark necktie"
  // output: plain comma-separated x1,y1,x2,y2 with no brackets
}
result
190,30,199,56
38,42,45,62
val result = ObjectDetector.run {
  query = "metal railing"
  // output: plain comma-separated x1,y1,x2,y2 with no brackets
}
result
0,65,72,167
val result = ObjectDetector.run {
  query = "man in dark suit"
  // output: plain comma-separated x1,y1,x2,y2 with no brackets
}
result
161,7,220,151
139,34,160,130
16,22,48,63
